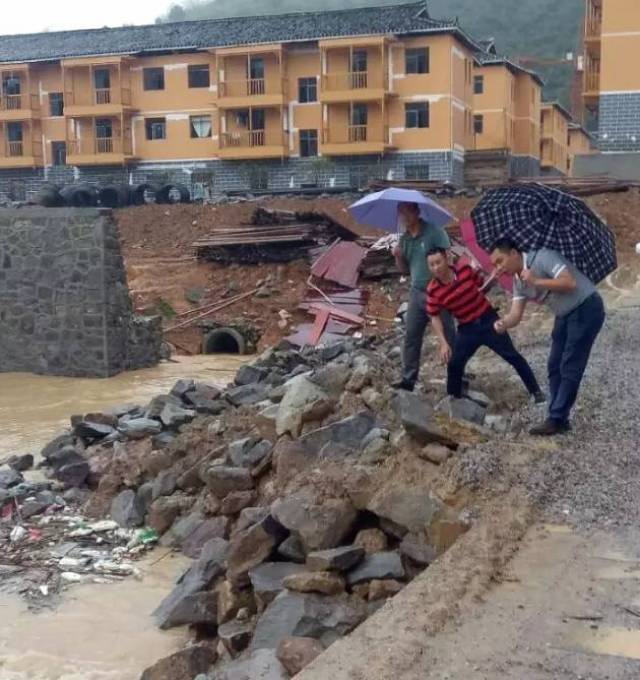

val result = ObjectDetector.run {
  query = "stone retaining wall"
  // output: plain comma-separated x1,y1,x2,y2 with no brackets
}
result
0,207,161,377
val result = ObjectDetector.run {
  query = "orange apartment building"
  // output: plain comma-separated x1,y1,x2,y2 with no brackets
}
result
583,0,640,153
472,46,543,177
0,2,543,200
540,102,572,175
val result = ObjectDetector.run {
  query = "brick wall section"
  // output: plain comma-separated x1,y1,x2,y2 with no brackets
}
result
0,207,161,377
0,151,465,204
598,94,640,152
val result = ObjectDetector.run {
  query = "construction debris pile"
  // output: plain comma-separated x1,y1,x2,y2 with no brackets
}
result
193,207,361,265
1,331,492,679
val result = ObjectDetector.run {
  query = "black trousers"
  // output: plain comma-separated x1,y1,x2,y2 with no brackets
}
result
447,310,541,398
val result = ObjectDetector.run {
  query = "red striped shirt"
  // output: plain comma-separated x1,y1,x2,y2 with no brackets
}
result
427,264,492,324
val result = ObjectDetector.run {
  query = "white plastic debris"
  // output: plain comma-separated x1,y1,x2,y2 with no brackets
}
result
68,527,94,538
93,560,137,577
10,526,27,544
39,585,49,597
59,556,90,570
89,520,119,533
60,572,85,583
636,242,640,255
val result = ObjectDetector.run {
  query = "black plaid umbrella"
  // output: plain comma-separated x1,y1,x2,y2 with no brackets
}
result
471,183,617,283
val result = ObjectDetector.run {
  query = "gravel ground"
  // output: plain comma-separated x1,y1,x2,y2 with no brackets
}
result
454,304,640,531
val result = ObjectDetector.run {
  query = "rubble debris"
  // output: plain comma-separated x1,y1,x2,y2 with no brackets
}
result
140,644,217,680
276,637,325,676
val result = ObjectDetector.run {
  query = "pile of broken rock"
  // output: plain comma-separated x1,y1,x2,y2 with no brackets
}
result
2,332,479,679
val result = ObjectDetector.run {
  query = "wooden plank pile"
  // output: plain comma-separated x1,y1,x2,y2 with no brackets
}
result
192,207,360,265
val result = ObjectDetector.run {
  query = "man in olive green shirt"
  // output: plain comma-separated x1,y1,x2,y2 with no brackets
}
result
393,202,456,391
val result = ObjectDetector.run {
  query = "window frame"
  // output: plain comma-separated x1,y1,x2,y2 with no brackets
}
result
143,67,165,91
405,163,430,180
405,47,430,75
49,92,64,117
299,129,318,157
473,75,484,95
298,77,317,104
190,114,213,139
188,64,211,89
473,114,484,134
405,102,430,129
145,117,167,141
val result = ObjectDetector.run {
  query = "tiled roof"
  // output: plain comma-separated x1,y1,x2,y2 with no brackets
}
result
475,50,545,87
543,100,573,121
0,2,477,64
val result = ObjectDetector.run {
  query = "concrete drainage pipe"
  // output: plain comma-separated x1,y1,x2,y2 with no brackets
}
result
203,328,246,355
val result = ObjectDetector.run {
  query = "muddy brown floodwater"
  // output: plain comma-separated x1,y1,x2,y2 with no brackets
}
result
0,355,248,461
0,354,249,680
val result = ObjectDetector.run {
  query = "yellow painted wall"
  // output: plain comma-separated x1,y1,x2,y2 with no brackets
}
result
599,0,640,91
568,127,593,175
540,104,569,173
287,47,322,156
472,65,513,150
513,73,541,159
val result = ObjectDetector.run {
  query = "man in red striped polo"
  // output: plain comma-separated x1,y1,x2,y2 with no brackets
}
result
426,247,544,402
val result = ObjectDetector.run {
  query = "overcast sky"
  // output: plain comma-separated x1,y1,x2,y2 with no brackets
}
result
4,0,175,35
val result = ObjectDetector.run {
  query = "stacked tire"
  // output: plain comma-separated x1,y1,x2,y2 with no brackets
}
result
37,181,191,208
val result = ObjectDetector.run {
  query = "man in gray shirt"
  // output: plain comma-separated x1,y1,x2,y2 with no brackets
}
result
490,238,605,436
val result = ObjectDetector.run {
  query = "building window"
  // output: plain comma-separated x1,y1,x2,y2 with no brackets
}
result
49,92,64,117
94,68,111,91
473,114,484,134
405,163,429,180
7,121,23,142
405,48,430,74
300,129,318,157
298,77,317,103
145,117,166,140
52,141,66,166
144,68,165,91
474,75,484,95
95,118,113,139
352,50,368,73
188,64,210,89
190,115,212,138
405,102,429,128
2,74,21,95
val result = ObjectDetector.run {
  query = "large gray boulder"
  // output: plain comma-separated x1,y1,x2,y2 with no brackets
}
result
275,375,329,438
392,391,457,448
249,562,309,609
298,412,375,455
140,644,217,680
110,489,145,528
346,551,405,585
202,466,254,497
211,649,287,680
153,538,229,629
118,418,163,440
250,591,367,651
0,466,22,489
366,484,445,535
271,495,357,553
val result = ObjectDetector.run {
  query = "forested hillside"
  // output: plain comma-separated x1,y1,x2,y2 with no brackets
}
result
159,0,584,105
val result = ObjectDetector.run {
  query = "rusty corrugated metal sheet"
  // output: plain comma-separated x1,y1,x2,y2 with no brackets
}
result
310,240,368,288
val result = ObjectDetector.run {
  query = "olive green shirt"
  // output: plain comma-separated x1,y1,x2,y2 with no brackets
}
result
399,220,451,290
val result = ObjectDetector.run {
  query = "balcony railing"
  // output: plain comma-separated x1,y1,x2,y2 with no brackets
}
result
585,18,602,38
584,70,600,93
7,141,23,157
321,71,387,92
218,79,285,98
220,130,286,148
68,137,131,156
64,87,132,108
323,125,388,145
0,93,39,112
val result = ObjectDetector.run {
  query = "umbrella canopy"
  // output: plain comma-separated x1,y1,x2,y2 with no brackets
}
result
460,218,513,293
470,183,617,284
349,187,453,233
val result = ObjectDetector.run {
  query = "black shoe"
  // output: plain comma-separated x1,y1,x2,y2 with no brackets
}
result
529,419,570,436
532,390,547,405
391,379,414,392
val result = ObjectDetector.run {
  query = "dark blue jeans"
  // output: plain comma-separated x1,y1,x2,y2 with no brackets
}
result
548,292,605,424
402,287,456,387
447,309,540,398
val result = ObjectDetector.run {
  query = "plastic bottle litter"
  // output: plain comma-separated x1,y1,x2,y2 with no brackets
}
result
10,526,27,544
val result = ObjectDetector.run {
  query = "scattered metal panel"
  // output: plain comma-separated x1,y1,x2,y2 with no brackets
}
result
310,239,368,288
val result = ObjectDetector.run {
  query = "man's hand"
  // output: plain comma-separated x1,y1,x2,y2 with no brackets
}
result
439,342,452,364
392,245,402,259
494,319,507,334
520,268,538,287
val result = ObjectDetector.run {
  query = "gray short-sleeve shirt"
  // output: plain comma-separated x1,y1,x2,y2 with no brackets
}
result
512,248,596,317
